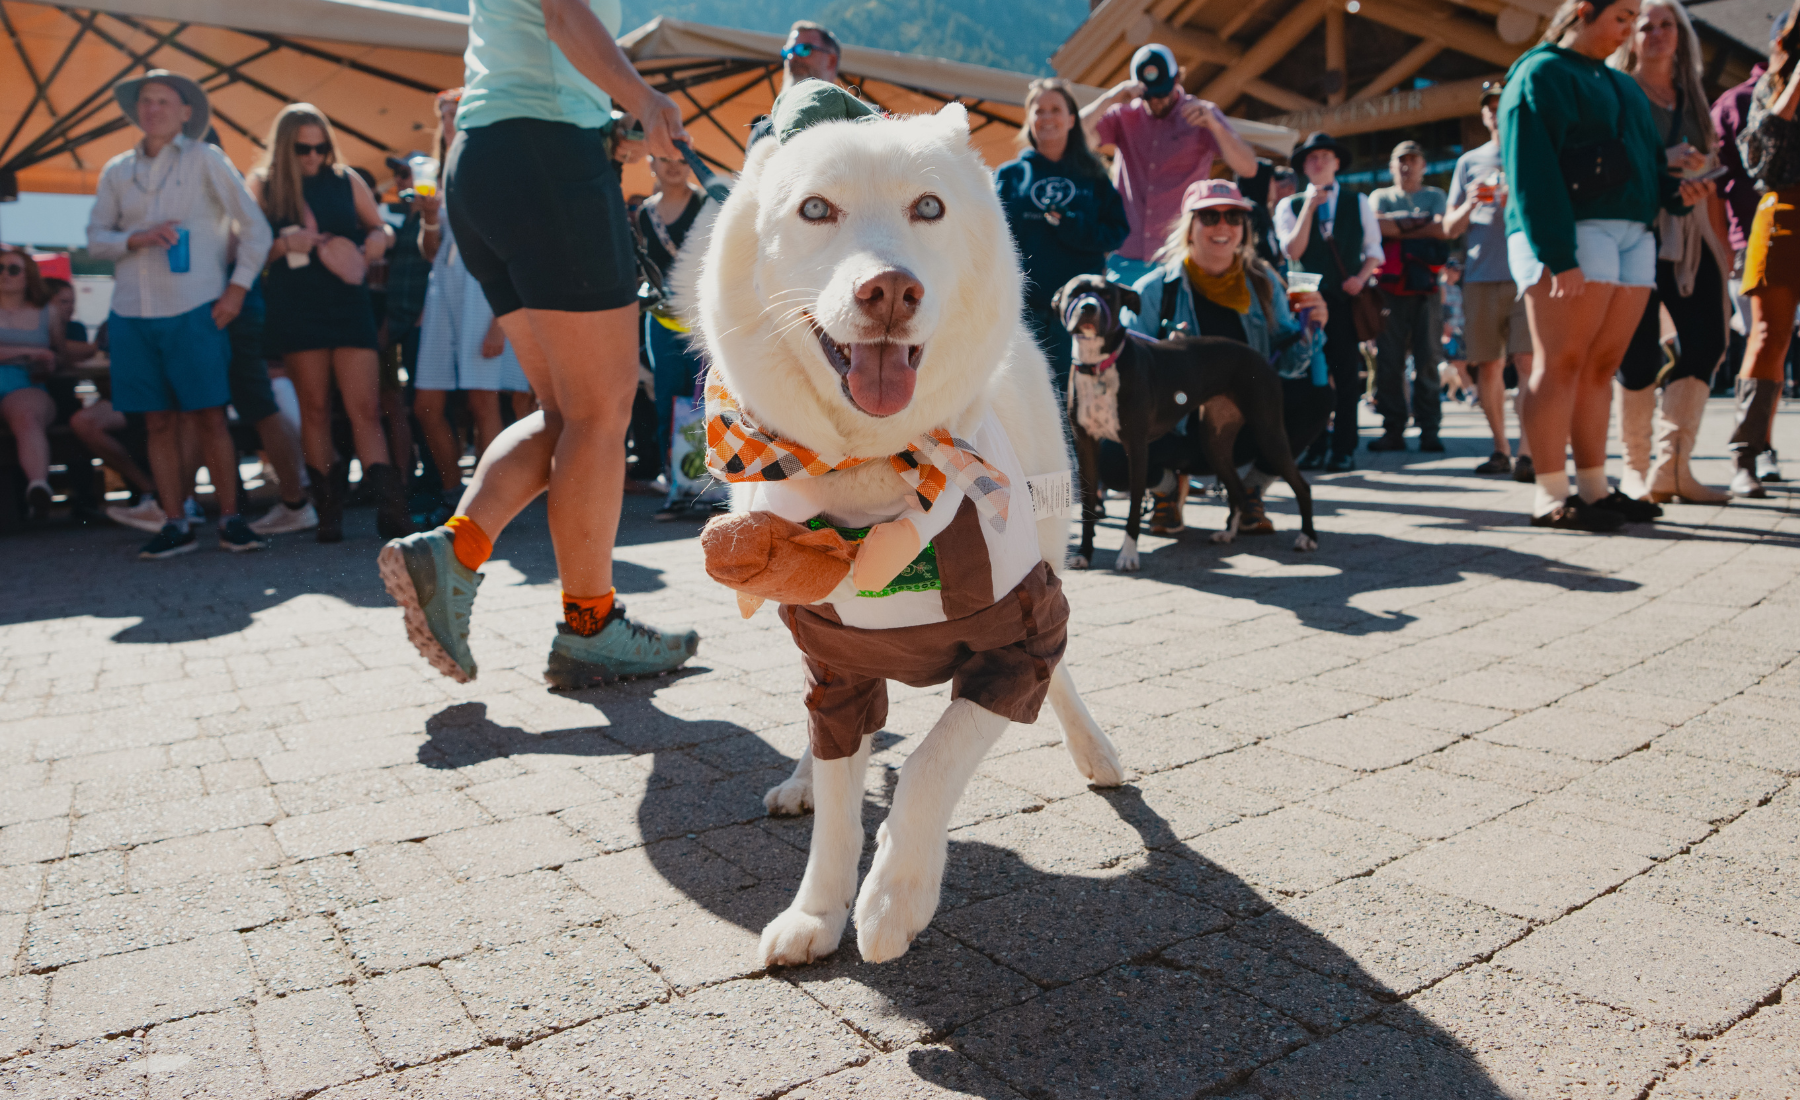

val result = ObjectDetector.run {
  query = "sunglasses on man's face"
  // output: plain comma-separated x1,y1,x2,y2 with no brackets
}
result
1197,209,1248,227
293,141,331,157
0,262,25,276
780,42,827,60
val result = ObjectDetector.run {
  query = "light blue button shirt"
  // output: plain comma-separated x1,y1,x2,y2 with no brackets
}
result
459,0,623,131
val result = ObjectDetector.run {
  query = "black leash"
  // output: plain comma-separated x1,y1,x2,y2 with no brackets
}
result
675,140,731,204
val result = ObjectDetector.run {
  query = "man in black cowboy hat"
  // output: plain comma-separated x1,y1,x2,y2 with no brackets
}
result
87,70,273,557
1275,131,1383,472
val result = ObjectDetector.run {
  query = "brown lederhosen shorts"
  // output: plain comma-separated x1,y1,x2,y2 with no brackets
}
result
776,499,1070,761
1742,187,1800,296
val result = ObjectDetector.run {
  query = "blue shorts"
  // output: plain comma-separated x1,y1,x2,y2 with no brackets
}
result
0,364,44,400
109,302,232,413
1507,220,1656,296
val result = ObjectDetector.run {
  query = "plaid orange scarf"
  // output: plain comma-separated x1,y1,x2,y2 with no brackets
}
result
704,374,1011,534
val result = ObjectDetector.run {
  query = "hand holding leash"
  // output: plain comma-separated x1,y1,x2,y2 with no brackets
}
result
675,140,732,204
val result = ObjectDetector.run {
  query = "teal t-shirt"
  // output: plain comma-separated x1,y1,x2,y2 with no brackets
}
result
459,0,623,131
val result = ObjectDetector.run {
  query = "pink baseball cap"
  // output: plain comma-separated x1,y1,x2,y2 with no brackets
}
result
1181,178,1255,213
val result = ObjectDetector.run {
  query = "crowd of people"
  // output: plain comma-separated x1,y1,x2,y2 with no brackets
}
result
0,0,1793,680
991,0,1793,533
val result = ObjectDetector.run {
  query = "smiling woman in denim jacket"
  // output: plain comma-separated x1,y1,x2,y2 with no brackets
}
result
1117,179,1331,539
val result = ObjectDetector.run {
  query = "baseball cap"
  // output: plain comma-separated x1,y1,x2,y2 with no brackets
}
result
1391,140,1426,161
1478,80,1502,108
1181,178,1254,213
1131,44,1180,99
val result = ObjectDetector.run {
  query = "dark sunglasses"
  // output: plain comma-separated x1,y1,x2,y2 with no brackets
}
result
0,262,24,276
1196,209,1248,227
293,141,332,156
780,42,828,60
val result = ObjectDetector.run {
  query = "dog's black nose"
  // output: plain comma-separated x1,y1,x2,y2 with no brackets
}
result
856,268,924,325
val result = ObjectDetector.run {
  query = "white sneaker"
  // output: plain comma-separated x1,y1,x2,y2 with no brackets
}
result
105,497,169,533
249,500,319,534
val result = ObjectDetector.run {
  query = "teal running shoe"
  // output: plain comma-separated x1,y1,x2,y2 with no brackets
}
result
544,601,699,689
378,527,481,683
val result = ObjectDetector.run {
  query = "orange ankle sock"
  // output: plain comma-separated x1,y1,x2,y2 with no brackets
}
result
443,514,492,571
562,589,616,636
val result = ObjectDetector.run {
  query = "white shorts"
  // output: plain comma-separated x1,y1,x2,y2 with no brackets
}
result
1507,219,1656,295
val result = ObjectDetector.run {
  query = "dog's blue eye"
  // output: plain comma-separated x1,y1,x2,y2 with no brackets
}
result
914,195,944,221
800,197,832,221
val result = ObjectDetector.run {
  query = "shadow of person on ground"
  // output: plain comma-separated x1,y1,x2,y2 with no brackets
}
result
417,694,1516,1098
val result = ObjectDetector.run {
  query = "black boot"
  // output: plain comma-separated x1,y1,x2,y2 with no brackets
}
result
1728,378,1778,498
312,464,344,543
366,463,413,540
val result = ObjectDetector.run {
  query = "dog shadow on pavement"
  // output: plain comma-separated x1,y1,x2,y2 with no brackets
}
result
419,695,1516,1099
1095,528,1641,637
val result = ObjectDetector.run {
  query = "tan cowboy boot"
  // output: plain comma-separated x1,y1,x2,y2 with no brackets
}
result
1614,380,1655,500
1645,377,1732,503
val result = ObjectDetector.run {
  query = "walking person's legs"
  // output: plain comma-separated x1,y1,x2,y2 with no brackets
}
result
466,389,504,460
1411,293,1443,449
1370,299,1412,449
1520,275,1642,529
331,345,409,539
1645,252,1731,503
1730,285,1797,497
412,388,465,497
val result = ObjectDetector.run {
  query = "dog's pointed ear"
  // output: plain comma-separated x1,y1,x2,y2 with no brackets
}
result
1120,287,1143,316
934,101,970,137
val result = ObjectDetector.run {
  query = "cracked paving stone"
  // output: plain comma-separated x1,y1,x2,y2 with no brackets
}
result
1494,891,1800,1037
518,976,866,1099
441,925,665,1043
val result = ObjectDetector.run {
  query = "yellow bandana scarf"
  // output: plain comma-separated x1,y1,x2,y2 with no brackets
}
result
703,374,1012,534
1184,257,1252,315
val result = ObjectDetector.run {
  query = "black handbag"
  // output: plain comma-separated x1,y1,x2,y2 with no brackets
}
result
1561,71,1633,201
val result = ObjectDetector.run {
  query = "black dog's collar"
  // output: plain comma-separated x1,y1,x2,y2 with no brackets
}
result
1073,344,1122,376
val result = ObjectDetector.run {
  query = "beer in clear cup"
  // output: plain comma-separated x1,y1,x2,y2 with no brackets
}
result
409,155,440,198
1286,271,1322,307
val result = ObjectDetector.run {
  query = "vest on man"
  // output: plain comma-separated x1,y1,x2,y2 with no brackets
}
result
1286,189,1364,297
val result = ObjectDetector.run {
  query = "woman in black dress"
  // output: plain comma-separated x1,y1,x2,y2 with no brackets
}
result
249,103,405,541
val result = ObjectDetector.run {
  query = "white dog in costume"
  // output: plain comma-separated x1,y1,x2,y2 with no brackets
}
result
689,81,1124,966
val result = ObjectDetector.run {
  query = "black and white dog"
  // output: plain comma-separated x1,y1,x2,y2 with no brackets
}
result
1051,273,1318,569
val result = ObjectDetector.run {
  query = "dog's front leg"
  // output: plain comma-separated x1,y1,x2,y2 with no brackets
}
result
1072,426,1102,569
1049,663,1124,787
764,746,815,815
759,735,871,967
856,700,1008,962
1117,433,1148,572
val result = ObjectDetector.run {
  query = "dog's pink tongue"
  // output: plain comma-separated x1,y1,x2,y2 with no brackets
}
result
845,342,916,417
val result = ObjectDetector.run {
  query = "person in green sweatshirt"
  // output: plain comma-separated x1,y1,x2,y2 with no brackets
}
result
1499,0,1710,531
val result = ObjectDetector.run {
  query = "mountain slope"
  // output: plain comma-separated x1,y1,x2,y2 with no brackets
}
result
393,0,1086,75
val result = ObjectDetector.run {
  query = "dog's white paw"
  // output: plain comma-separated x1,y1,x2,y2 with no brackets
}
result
1113,536,1140,572
1070,735,1125,788
1070,553,1090,570
854,826,941,963
759,905,846,967
763,775,814,816
1294,533,1319,552
1210,529,1237,545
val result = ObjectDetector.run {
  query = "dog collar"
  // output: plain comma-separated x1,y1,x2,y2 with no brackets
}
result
1074,343,1122,376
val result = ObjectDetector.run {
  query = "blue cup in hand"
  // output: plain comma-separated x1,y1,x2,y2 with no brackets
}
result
167,227,190,273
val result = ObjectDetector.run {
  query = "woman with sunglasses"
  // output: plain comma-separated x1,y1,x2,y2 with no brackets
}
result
1121,180,1331,536
996,77,1128,397
0,247,66,521
249,103,405,543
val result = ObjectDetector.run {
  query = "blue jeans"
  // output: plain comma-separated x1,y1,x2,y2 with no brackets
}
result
644,313,703,481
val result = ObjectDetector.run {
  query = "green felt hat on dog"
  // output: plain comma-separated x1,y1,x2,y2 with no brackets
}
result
771,79,878,143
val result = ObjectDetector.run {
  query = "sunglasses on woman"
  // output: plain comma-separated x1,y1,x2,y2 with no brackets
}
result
1197,209,1248,227
293,141,332,157
0,262,24,276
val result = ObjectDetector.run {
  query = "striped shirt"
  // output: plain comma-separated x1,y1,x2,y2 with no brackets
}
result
86,134,272,320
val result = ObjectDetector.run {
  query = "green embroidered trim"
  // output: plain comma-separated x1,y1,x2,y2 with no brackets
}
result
806,517,941,598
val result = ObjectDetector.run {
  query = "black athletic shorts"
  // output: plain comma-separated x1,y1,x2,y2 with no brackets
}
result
446,118,638,317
